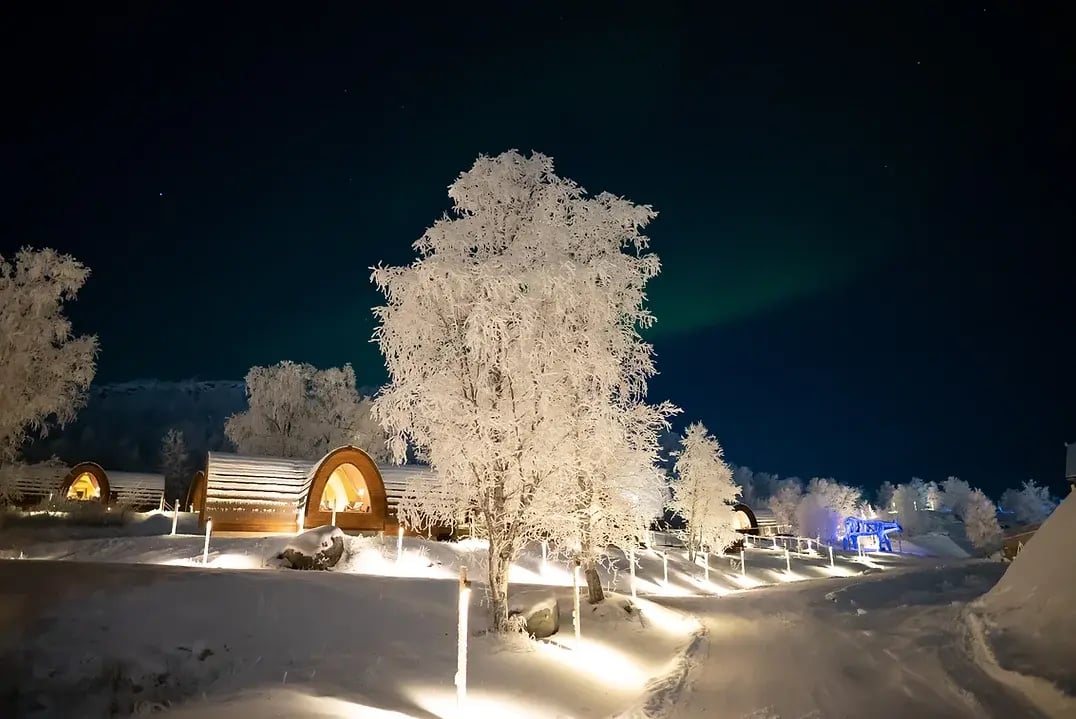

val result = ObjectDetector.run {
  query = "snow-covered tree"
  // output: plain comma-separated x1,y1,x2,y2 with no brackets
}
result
875,481,897,513
734,465,780,507
940,476,972,515
224,361,387,461
1000,479,1056,525
962,488,1003,549
547,402,673,603
667,422,740,560
890,478,940,535
0,247,98,465
795,477,863,544
159,428,190,502
373,150,670,631
767,478,804,534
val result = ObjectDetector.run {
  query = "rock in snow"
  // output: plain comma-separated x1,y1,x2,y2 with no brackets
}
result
276,525,346,570
509,591,560,639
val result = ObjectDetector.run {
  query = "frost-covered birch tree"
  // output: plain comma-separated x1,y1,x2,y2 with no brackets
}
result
0,247,98,473
666,422,740,559
225,361,387,460
372,150,671,630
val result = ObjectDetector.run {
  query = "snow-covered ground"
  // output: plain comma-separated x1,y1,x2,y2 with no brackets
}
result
654,561,1058,719
0,511,923,596
2,510,1071,718
0,558,698,719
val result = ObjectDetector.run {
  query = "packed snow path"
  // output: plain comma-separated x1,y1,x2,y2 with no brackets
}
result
653,562,1053,719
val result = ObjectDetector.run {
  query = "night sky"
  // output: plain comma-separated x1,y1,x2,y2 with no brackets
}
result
3,3,1073,497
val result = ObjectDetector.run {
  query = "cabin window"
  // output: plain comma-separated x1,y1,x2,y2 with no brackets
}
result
66,472,101,501
319,463,371,513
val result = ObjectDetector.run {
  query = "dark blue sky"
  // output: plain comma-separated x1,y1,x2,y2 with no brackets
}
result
2,2,1073,497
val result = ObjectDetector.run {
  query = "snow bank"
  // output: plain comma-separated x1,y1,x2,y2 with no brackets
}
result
974,494,1076,699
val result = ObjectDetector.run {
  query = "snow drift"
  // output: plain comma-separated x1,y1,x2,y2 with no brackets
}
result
975,494,1076,697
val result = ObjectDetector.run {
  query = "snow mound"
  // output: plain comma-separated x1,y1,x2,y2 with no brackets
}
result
899,533,971,559
975,494,1076,697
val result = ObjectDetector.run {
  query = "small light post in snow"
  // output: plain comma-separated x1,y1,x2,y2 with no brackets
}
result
202,518,213,564
829,545,835,568
785,547,791,573
171,498,179,536
662,551,669,590
456,567,471,717
572,560,582,642
740,548,746,578
396,525,405,564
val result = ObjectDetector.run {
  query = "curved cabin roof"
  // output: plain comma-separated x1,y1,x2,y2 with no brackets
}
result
203,452,317,532
108,472,165,508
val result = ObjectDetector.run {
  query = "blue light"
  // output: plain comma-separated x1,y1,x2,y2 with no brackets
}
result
841,516,902,552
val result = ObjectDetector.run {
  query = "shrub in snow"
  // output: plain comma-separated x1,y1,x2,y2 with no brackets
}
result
373,150,672,632
1000,479,1056,526
276,525,347,570
666,422,740,559
225,361,388,461
0,247,97,490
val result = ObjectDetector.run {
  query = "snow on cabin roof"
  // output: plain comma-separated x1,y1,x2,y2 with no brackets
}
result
107,471,165,506
3,463,68,497
379,465,439,512
205,452,317,503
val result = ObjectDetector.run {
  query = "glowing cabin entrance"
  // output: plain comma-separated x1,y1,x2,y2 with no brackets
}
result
66,472,102,501
319,464,371,513
304,446,388,533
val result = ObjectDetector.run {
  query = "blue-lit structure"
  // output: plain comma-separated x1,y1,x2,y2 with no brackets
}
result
841,516,902,552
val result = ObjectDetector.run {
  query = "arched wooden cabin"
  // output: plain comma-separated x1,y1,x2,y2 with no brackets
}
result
57,462,165,510
200,446,438,534
732,503,779,537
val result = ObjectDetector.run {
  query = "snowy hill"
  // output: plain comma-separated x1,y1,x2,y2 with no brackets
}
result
21,379,382,472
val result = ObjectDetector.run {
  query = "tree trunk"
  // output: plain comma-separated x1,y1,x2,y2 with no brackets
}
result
486,544,511,633
583,558,605,604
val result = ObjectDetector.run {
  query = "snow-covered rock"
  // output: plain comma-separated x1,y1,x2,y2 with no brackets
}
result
276,525,346,570
509,591,560,638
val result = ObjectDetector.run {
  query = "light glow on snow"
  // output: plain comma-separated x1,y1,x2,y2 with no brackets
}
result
534,636,647,687
406,684,561,719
